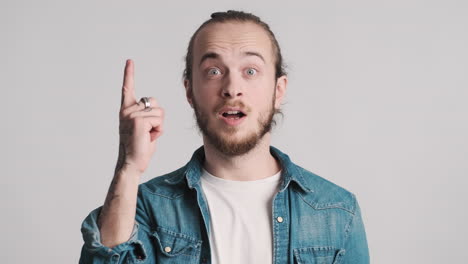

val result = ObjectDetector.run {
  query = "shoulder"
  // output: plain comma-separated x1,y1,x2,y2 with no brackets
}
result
138,166,189,199
271,146,359,214
293,164,358,215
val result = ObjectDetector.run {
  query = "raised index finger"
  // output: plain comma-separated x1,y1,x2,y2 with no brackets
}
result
121,59,137,108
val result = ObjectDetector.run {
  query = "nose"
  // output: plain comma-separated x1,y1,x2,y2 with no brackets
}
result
221,73,243,99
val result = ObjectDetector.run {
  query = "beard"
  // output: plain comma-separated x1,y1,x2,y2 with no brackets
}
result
191,90,277,156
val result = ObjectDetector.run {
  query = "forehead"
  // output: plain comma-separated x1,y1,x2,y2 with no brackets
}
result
193,21,274,64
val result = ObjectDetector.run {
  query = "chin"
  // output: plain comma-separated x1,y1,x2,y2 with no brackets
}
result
206,129,263,156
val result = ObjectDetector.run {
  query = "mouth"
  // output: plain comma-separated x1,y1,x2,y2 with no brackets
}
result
218,108,247,126
221,110,246,119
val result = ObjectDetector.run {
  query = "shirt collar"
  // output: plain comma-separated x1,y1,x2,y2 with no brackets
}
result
165,146,313,193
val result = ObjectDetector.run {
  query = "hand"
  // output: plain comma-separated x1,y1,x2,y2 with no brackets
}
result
116,59,164,174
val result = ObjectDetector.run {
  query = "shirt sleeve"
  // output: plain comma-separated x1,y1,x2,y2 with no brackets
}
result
79,186,153,264
340,196,370,264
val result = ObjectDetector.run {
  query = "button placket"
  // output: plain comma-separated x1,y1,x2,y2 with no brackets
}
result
272,190,289,264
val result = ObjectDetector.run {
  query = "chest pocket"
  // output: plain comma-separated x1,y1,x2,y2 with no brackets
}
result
293,246,345,264
151,227,202,264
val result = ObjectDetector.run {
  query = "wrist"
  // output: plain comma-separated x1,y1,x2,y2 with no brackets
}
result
116,163,144,179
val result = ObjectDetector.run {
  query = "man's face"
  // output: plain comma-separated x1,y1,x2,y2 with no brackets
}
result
185,21,287,156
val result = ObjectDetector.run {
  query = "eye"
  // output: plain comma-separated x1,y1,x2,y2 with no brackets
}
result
208,68,221,76
246,68,257,76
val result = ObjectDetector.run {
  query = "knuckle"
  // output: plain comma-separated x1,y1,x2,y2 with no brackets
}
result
129,111,139,119
120,106,136,118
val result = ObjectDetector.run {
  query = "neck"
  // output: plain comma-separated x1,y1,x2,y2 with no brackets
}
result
202,133,281,181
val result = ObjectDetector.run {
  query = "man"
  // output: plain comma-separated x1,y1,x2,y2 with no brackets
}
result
80,10,369,264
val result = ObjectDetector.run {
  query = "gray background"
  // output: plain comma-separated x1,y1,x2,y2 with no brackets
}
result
2,0,467,263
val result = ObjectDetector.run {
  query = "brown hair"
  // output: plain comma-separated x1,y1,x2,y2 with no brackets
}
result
182,10,287,83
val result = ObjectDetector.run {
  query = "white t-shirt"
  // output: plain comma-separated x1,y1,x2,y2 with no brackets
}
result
200,168,282,264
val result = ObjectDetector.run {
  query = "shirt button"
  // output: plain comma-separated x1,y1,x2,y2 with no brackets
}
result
277,216,284,223
164,246,172,253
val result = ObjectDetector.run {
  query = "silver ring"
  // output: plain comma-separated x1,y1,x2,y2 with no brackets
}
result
140,97,151,110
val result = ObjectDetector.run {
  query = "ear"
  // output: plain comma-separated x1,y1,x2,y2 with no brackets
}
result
274,75,287,109
184,79,194,108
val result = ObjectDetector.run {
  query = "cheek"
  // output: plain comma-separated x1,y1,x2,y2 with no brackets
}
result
192,88,217,111
201,86,218,101
192,75,217,95
252,81,276,103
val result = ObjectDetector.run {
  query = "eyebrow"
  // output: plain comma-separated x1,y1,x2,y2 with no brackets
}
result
198,51,266,66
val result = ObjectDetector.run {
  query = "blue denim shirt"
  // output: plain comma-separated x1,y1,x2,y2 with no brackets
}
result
80,146,369,263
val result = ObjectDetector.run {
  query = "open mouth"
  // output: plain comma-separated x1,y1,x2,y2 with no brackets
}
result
221,110,246,119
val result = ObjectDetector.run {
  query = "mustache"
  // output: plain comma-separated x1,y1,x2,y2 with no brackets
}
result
214,100,251,114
